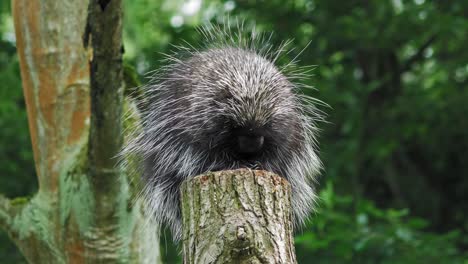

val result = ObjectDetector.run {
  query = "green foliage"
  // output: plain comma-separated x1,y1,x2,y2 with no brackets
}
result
296,183,467,263
0,42,37,198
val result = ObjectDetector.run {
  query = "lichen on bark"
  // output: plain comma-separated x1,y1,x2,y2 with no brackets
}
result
2,0,161,262
181,169,297,264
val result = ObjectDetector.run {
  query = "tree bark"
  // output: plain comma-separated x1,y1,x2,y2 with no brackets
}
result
181,169,297,264
1,0,161,263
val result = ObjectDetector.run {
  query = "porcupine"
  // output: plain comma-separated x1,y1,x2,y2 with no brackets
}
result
123,23,323,241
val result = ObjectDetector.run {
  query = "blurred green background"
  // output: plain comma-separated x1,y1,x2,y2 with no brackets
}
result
1,0,467,263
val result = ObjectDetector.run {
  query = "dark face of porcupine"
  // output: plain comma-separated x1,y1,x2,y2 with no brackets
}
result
132,46,321,240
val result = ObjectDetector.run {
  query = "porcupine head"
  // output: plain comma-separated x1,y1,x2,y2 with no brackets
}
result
122,21,324,241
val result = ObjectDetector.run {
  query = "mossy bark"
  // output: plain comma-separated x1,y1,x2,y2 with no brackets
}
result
0,0,160,263
181,169,297,264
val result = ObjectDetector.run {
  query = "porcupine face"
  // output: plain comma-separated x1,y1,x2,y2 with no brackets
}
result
180,47,305,173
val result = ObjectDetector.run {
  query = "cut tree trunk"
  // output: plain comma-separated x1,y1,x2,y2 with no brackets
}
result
181,169,297,264
0,0,160,263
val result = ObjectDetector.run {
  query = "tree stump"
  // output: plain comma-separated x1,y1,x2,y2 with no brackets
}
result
181,169,297,264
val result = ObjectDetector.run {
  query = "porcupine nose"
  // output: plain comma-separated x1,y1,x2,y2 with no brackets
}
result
237,134,264,154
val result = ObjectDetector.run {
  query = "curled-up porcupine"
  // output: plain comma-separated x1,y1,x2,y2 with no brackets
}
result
123,22,324,240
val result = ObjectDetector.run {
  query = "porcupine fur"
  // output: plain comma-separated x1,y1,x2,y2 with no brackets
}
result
123,22,324,241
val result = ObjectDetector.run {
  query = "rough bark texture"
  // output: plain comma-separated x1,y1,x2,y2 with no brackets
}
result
181,169,297,264
1,0,160,263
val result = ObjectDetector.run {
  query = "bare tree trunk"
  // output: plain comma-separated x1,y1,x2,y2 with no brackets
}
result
181,169,297,264
0,0,160,263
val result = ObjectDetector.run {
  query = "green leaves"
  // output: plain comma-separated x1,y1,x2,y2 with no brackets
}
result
295,182,467,263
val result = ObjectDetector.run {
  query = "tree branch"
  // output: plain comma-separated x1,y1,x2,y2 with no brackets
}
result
0,195,28,238
86,1,129,247
13,0,91,194
400,34,437,74
181,169,297,263
87,0,124,210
